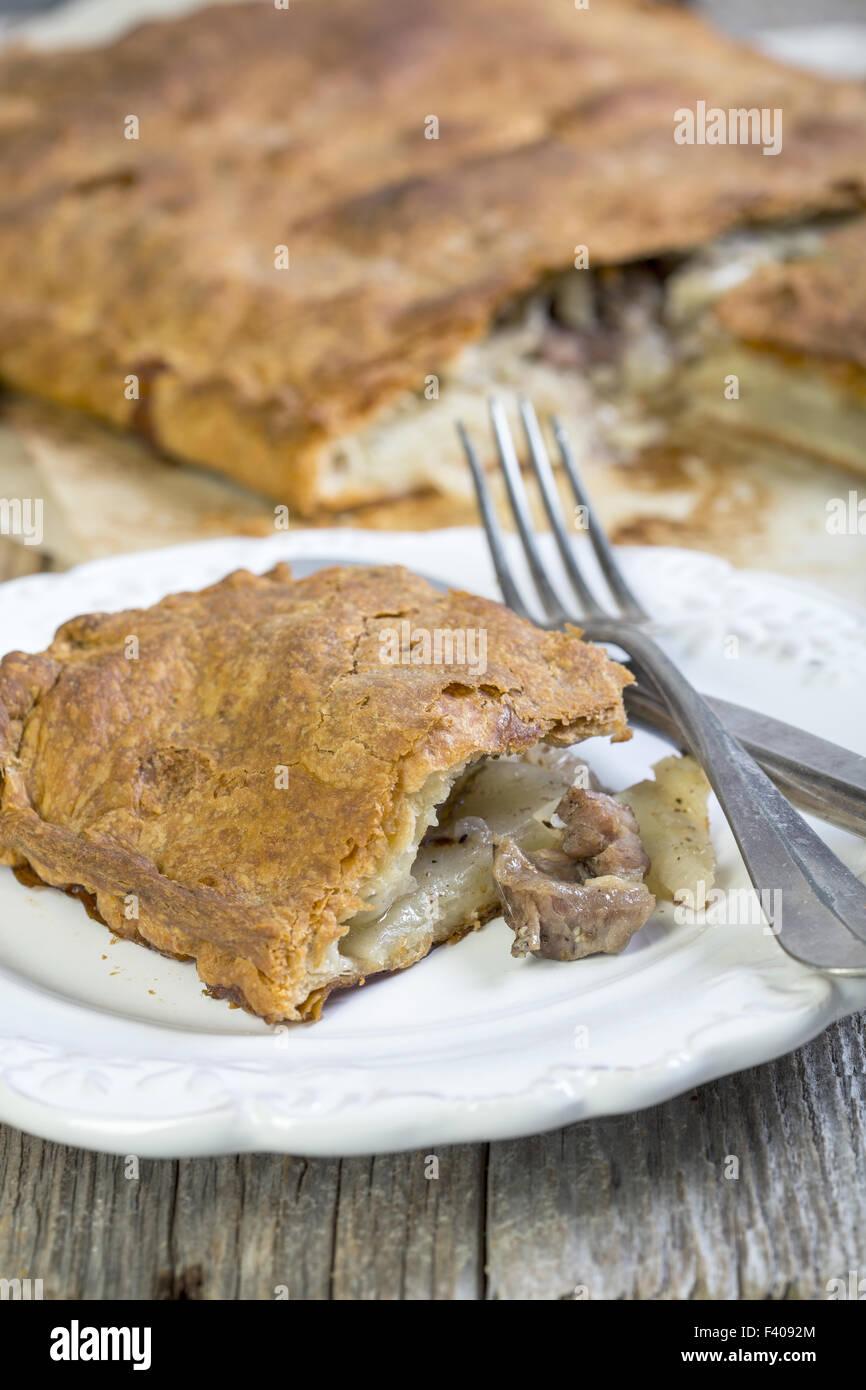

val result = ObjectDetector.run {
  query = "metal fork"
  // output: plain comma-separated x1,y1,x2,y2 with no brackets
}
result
458,398,866,974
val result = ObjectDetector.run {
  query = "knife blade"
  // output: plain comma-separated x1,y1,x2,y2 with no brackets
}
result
625,681,866,837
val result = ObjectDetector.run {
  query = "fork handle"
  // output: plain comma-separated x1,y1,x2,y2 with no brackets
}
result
624,682,866,837
589,623,866,973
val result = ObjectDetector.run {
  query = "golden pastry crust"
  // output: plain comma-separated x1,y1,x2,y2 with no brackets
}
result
1,0,865,510
714,221,866,375
0,563,632,1022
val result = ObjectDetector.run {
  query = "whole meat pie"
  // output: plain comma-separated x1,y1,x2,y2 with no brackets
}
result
1,0,865,511
0,565,635,1023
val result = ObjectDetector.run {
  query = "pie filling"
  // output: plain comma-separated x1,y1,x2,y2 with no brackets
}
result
680,345,866,472
319,217,864,506
326,741,718,992
318,282,665,507
335,747,592,978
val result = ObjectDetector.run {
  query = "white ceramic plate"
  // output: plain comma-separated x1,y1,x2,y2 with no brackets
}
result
1,530,865,1156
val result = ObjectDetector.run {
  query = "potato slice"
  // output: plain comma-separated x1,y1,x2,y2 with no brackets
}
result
615,755,716,906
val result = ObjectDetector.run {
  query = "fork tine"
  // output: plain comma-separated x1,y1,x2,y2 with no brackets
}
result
551,415,648,621
456,420,531,620
487,398,569,626
518,398,606,619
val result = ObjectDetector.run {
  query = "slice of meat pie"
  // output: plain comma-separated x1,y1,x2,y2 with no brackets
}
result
0,564,633,1022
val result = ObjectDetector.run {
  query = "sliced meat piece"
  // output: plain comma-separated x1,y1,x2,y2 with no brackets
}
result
494,788,655,961
558,788,651,881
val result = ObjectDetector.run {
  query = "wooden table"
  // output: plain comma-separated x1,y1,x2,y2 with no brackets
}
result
0,534,863,1300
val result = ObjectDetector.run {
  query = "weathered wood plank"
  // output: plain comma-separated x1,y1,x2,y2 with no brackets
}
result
1,1013,863,1300
329,1147,485,1300
484,1012,866,1300
0,1135,487,1299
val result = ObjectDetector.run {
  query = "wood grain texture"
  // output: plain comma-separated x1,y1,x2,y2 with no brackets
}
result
0,1014,863,1300
486,1017,866,1300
